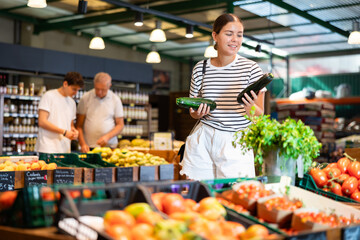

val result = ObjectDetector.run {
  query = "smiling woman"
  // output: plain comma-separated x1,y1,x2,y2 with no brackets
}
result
180,13,267,181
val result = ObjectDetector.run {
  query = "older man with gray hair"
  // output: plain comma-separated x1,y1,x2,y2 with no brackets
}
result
76,72,124,152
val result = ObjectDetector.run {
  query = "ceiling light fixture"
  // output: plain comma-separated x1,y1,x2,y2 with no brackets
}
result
185,25,194,38
204,40,217,58
89,29,105,50
348,20,360,44
146,46,161,64
27,0,47,8
255,44,262,52
149,20,166,42
78,0,88,14
134,12,144,27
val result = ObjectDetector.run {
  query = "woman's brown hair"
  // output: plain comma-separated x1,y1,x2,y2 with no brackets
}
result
213,13,243,50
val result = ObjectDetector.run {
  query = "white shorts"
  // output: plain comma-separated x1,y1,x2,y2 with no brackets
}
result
180,122,255,180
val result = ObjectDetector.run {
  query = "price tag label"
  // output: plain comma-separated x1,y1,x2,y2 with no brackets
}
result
139,166,156,182
94,168,113,184
153,132,173,150
159,164,174,180
116,167,133,183
54,169,75,184
24,170,48,187
0,171,15,191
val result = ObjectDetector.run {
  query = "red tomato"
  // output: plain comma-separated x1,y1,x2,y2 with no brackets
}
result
327,163,338,168
351,192,360,202
330,182,343,196
161,193,185,215
336,173,350,184
347,161,360,179
337,157,350,173
327,168,341,179
151,192,166,212
105,224,132,240
309,168,328,188
342,177,359,196
103,210,136,228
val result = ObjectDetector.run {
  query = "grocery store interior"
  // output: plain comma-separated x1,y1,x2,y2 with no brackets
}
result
0,0,360,239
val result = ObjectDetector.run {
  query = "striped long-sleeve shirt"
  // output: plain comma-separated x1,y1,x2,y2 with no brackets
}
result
190,54,264,132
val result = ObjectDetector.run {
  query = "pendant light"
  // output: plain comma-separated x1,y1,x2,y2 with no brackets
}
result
185,25,194,38
146,46,161,63
27,0,47,8
89,29,105,50
204,40,217,58
348,20,360,44
149,20,166,42
134,12,144,27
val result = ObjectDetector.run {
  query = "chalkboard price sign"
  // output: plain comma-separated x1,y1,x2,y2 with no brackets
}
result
24,170,48,187
54,169,75,184
94,168,113,184
116,167,133,183
0,171,15,191
139,166,156,182
159,164,174,180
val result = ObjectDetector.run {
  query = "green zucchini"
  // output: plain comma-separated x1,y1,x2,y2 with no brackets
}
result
176,97,217,111
237,73,274,104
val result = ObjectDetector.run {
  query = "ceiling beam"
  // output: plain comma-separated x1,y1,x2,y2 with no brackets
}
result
263,0,349,37
278,40,347,49
291,48,360,59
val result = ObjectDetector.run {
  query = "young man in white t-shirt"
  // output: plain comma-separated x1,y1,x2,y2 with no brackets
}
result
76,72,124,153
35,72,84,153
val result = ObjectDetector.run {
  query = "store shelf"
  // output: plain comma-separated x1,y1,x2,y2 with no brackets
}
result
3,94,40,101
3,133,38,138
3,113,38,118
274,97,360,105
1,151,37,156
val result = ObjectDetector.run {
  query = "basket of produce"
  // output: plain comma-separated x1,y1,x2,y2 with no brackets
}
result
296,153,360,204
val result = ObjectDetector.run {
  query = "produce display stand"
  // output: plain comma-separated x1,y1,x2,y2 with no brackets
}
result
202,178,360,240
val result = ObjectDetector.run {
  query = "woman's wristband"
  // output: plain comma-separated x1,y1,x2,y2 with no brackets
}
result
63,130,67,136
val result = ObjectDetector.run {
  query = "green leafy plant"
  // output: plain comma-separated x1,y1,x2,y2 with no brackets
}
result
233,107,322,174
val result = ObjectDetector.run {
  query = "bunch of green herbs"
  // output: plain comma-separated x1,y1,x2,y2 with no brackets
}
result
233,108,322,174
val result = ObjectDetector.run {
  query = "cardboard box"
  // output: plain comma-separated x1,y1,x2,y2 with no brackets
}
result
257,194,293,227
265,183,360,219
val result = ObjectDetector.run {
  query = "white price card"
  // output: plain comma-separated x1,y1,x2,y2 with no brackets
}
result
153,132,173,150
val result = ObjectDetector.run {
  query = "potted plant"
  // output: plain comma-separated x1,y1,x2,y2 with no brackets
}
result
233,108,322,183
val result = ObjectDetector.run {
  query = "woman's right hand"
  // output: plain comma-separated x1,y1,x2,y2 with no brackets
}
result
189,103,210,119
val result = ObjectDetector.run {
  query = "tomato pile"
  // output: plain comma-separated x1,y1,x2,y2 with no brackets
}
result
295,211,360,227
234,183,273,200
215,197,248,213
264,197,302,211
309,154,360,201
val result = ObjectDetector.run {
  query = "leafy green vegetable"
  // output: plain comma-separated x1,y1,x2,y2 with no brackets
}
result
233,107,322,175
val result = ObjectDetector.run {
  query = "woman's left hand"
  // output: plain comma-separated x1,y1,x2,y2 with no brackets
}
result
242,90,258,109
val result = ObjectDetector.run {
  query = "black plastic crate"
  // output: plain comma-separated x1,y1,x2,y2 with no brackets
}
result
55,182,150,240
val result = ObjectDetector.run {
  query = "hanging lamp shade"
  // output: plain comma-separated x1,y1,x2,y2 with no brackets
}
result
185,25,194,38
134,12,144,27
149,21,166,42
89,29,105,50
146,46,161,63
204,41,217,58
348,21,360,44
27,0,47,8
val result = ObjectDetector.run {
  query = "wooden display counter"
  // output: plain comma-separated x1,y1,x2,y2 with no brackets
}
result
0,226,74,240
